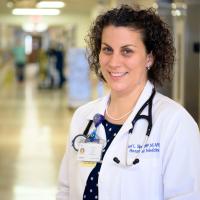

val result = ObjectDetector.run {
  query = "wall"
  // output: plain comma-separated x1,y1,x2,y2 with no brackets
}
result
184,3,200,123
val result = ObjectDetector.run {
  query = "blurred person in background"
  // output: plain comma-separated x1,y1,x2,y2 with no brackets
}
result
54,42,66,88
46,41,65,89
12,39,26,82
37,46,48,89
56,5,200,200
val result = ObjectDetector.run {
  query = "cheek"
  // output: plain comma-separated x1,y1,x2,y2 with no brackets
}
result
127,58,147,70
99,53,103,65
99,54,108,68
125,60,137,71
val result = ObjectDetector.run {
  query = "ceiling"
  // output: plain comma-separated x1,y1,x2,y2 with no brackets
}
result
0,0,102,16
0,0,199,18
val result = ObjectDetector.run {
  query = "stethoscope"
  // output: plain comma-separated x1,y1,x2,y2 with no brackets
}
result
72,88,156,166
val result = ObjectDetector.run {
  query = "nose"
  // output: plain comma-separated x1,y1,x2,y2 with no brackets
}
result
109,53,121,68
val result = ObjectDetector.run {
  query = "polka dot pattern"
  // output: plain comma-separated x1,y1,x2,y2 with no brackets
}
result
82,119,122,200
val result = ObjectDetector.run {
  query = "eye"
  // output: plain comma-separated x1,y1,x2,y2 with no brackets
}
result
122,48,133,56
101,46,113,55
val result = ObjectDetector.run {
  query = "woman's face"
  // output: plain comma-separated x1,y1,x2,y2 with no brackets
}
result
99,25,153,95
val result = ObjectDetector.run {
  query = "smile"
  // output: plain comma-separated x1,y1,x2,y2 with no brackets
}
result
110,72,128,77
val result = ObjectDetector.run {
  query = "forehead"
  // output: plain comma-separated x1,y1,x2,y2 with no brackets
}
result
101,25,144,45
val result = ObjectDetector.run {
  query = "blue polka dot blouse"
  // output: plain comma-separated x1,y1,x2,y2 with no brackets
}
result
83,119,122,200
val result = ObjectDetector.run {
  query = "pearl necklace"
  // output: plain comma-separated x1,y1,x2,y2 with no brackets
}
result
105,107,132,121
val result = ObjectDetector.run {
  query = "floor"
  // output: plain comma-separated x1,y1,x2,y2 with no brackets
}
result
0,64,73,200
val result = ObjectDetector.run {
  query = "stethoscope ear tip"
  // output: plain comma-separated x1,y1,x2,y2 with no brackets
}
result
113,157,139,166
113,157,120,164
133,158,140,165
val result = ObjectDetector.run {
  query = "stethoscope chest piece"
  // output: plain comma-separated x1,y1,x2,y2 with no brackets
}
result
72,134,87,151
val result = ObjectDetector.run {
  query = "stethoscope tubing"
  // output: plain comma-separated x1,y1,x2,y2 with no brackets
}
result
118,88,156,166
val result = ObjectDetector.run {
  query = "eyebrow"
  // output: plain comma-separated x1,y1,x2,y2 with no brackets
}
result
121,44,137,48
101,42,137,48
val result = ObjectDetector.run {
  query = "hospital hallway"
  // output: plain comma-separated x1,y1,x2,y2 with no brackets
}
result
0,64,72,200
0,0,199,199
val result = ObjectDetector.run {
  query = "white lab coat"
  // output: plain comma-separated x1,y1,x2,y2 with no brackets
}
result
56,81,200,200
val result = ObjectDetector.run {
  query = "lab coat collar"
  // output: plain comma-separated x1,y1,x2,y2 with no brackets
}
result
87,80,154,130
87,94,110,120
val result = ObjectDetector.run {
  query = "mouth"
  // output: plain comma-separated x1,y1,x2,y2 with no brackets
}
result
109,72,128,78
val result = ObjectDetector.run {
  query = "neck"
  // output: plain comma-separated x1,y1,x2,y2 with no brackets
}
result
105,82,147,123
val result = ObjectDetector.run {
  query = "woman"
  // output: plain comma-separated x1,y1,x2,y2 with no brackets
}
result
56,5,200,200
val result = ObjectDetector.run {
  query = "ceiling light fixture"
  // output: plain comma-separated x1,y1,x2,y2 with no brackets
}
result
36,1,65,8
12,8,60,15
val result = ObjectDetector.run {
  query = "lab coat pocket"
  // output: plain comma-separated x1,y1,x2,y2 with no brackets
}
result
121,157,162,200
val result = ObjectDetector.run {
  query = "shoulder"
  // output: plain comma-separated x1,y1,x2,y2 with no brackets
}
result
74,97,106,116
154,92,199,138
154,92,194,121
70,96,107,127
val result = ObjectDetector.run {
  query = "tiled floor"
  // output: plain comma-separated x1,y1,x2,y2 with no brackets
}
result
0,64,73,200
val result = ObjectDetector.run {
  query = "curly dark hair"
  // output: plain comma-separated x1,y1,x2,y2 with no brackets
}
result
85,4,175,86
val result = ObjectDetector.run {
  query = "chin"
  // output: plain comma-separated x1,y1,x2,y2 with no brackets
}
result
110,85,127,93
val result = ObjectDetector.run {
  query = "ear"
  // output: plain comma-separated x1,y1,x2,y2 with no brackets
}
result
146,52,154,67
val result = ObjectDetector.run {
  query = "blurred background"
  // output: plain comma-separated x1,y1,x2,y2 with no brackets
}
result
0,0,199,199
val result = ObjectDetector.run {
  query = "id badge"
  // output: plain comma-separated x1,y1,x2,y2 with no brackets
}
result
77,142,103,162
